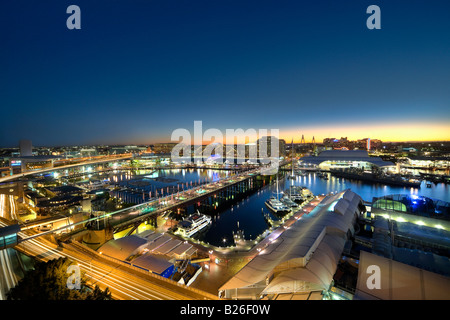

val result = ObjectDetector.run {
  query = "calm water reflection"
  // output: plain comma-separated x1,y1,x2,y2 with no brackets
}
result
67,168,450,247
198,171,449,246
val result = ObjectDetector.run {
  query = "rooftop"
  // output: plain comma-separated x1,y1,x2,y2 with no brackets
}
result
132,254,174,275
219,189,363,295
98,235,148,261
299,150,395,167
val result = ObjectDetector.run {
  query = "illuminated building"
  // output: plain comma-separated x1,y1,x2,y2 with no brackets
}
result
256,136,286,158
298,150,395,171
352,194,450,300
9,155,61,173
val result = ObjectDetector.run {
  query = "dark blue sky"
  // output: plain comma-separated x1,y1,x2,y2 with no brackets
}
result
1,0,449,146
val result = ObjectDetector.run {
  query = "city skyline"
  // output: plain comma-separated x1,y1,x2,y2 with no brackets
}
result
1,0,449,147
1,0,450,304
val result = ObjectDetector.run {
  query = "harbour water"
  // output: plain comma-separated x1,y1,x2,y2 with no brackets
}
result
108,168,232,203
79,168,450,247
293,172,450,203
191,171,450,247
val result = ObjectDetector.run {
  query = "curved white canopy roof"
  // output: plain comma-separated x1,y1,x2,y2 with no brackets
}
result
220,189,363,292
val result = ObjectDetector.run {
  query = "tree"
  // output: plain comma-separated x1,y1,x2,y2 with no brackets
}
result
7,257,112,300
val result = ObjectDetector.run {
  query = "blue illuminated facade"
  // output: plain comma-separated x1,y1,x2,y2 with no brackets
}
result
372,194,450,220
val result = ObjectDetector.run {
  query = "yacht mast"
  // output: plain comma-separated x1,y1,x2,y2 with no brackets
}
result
291,138,295,179
276,174,279,200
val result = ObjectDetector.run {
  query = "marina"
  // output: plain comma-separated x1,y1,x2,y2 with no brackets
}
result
58,164,450,249
100,166,447,248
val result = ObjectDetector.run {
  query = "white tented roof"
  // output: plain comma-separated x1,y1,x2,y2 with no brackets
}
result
219,189,362,292
262,233,346,294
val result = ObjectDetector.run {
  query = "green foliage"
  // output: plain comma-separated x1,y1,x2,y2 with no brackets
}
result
7,257,112,300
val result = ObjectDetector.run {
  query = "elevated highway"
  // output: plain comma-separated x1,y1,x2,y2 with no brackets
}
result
0,154,133,184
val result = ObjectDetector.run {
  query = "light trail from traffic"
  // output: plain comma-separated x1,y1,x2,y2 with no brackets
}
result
0,195,5,219
9,196,17,221
0,219,211,300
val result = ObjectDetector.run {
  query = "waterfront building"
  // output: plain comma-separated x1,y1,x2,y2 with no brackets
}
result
132,254,175,278
371,194,450,223
354,250,450,300
369,195,450,273
218,189,364,300
349,193,450,300
298,150,395,171
405,156,450,170
9,155,61,173
354,218,450,300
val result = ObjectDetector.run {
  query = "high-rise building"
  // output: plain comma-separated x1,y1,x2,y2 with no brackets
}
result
19,139,32,157
256,136,286,158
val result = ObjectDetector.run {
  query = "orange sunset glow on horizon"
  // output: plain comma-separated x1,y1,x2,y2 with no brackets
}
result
280,121,450,143
151,120,450,145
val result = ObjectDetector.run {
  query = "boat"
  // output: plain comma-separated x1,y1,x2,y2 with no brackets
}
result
265,174,291,214
281,195,299,208
317,171,327,178
176,211,212,237
286,185,305,202
265,197,291,214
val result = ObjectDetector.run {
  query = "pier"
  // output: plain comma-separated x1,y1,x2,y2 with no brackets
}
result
76,162,289,236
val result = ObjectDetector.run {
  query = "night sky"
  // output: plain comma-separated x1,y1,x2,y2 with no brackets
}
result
1,0,449,147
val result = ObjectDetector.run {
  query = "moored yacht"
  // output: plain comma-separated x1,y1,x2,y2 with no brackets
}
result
288,139,296,180
281,195,298,208
286,185,305,202
265,197,291,214
266,173,291,214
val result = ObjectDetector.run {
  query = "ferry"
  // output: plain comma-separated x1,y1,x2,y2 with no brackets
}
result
176,211,212,237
